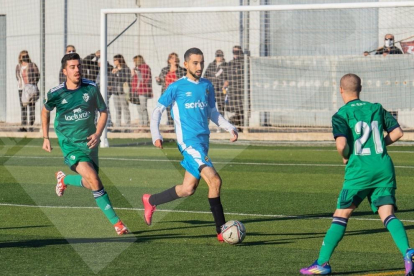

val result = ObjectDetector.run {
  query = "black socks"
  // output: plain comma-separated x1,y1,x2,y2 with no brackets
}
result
209,197,225,234
149,186,180,206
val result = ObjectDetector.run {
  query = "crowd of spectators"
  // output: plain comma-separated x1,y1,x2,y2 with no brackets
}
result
54,46,248,132
18,35,405,132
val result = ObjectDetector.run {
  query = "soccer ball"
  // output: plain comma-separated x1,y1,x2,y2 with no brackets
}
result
221,220,246,244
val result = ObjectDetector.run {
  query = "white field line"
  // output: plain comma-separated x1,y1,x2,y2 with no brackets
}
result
2,155,414,169
1,202,414,223
2,144,414,153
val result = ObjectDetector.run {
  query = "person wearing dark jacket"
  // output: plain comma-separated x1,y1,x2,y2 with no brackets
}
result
363,34,403,56
83,50,100,82
155,52,186,126
226,46,245,130
111,54,131,130
204,49,228,117
96,59,115,128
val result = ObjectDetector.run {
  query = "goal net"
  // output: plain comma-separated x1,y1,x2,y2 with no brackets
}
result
99,2,414,144
2,1,414,142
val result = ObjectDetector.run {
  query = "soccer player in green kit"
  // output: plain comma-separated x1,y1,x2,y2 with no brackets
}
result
300,74,414,275
41,53,128,235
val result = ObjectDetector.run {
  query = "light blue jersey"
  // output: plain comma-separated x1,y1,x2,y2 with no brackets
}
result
158,77,216,151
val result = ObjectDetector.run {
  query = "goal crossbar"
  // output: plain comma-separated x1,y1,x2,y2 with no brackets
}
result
101,1,414,15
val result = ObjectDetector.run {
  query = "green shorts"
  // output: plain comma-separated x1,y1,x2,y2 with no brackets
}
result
59,138,99,172
337,187,396,213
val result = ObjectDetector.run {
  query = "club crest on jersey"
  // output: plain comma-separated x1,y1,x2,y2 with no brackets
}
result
206,89,209,95
204,156,210,162
83,93,89,102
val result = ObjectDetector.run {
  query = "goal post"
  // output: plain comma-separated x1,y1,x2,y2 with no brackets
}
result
100,1,414,147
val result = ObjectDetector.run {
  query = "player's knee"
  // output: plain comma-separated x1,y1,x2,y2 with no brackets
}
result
209,175,222,191
84,175,102,191
181,186,196,197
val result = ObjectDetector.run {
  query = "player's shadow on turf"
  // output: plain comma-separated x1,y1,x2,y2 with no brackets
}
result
0,237,138,249
0,225,52,230
230,232,294,246
300,208,414,219
345,224,414,237
156,219,213,226
329,268,402,275
133,220,213,235
231,231,326,245
236,240,293,246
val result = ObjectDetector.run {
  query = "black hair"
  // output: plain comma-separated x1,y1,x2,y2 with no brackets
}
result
61,53,81,69
233,45,243,55
113,54,127,67
184,48,203,61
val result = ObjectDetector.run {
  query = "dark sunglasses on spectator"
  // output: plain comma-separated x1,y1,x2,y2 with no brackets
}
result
233,50,242,55
22,55,29,58
216,54,224,57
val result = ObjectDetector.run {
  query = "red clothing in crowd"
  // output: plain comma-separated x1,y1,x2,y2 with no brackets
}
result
165,71,177,89
131,63,153,97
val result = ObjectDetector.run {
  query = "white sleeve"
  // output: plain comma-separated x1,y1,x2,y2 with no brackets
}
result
209,106,237,133
150,103,166,145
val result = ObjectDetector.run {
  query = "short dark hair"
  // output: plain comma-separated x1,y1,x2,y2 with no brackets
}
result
340,73,362,93
233,45,243,55
184,48,203,61
61,53,81,69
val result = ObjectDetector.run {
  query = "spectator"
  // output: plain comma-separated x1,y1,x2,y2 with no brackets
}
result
59,45,78,83
15,50,40,132
83,50,100,82
364,34,403,56
227,45,245,131
111,54,131,131
204,49,228,117
131,55,153,129
96,58,114,129
155,52,186,126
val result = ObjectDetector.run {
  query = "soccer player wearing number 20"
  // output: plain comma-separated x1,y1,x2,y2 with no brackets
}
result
41,53,128,235
300,74,414,275
142,48,238,242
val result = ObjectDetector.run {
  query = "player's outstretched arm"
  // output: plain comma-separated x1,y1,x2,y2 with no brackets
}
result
87,110,108,149
385,126,403,146
41,107,52,152
230,130,238,143
154,139,163,149
209,106,238,142
150,104,165,147
335,136,349,164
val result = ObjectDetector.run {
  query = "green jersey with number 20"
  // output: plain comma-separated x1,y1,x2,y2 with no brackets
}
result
332,99,400,189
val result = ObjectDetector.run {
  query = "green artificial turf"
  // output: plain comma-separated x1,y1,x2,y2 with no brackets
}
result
0,138,413,275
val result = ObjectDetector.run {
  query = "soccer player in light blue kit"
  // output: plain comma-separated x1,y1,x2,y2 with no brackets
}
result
142,48,238,242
